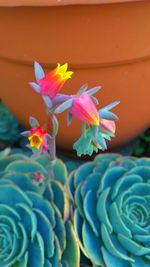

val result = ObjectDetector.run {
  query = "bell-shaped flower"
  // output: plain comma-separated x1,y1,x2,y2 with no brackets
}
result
70,93,100,126
73,101,120,156
38,63,73,99
28,126,48,154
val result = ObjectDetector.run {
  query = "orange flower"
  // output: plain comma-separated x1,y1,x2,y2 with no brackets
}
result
38,63,73,99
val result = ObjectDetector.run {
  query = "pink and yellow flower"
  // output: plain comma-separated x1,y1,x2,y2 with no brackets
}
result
28,126,48,154
38,63,73,99
70,93,100,126
99,119,116,135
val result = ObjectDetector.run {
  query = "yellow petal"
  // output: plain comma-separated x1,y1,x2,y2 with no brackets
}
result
29,134,42,149
59,63,68,74
55,63,61,74
64,71,74,79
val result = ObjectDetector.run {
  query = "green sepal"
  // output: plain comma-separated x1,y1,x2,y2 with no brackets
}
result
86,86,101,96
53,115,59,136
77,84,88,96
90,96,99,105
54,99,73,114
29,117,39,128
34,61,45,81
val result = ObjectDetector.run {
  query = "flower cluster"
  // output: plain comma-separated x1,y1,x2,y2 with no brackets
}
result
69,153,150,267
29,62,119,156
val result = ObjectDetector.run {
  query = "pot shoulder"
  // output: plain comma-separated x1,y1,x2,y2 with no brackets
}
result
0,0,143,7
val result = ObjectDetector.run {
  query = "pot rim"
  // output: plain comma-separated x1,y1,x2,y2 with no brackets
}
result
0,0,144,7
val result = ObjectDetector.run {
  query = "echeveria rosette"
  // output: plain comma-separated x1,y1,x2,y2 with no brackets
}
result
0,149,79,267
68,153,150,267
0,101,20,144
73,100,119,156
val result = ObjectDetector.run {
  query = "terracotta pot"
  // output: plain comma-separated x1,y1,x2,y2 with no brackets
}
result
0,0,149,153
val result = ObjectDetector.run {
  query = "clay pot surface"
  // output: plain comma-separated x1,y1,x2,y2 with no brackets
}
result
0,1,150,153
0,0,143,6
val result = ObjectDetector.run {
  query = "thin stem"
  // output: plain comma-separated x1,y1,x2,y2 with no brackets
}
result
47,114,56,180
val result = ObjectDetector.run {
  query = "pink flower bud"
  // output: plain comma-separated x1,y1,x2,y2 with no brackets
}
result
70,93,99,125
99,119,116,135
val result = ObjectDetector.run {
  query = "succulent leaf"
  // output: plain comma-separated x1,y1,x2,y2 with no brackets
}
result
86,86,101,96
54,99,73,114
29,116,40,128
34,61,45,81
29,82,41,93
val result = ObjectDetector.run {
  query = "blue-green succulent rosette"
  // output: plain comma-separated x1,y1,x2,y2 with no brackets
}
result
69,153,150,267
0,149,79,267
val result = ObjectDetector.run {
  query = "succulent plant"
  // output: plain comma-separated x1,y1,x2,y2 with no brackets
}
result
0,101,20,143
69,153,150,267
0,148,79,267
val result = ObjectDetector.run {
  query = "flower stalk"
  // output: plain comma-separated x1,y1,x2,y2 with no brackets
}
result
47,114,57,179
25,61,120,179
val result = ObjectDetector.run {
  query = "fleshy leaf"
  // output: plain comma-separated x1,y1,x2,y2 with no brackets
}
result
29,117,40,128
99,101,120,121
54,99,73,114
52,115,59,136
90,96,99,105
77,84,88,96
62,222,80,267
86,86,101,96
42,96,53,108
29,82,41,93
34,61,45,81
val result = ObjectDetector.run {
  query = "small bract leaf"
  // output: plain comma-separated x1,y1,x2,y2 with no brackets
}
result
86,86,101,96
82,123,87,138
91,125,99,138
95,133,107,150
21,131,30,137
90,96,99,105
42,96,53,108
29,82,41,93
29,117,39,128
54,99,73,114
103,101,120,111
99,101,120,121
34,61,45,81
67,112,72,126
53,115,59,136
99,110,119,121
77,84,88,96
